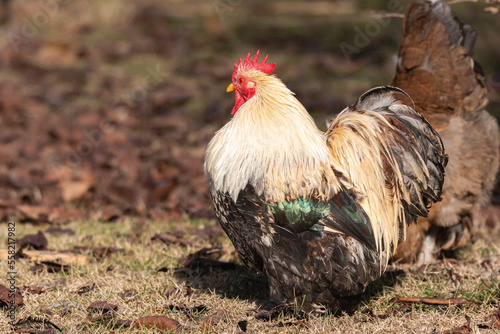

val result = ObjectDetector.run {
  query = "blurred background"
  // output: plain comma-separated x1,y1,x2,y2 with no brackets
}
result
0,0,498,225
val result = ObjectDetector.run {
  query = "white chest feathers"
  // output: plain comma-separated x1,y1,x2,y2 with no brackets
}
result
204,92,339,202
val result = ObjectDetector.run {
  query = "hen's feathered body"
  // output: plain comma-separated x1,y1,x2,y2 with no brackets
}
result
205,54,446,310
391,0,500,263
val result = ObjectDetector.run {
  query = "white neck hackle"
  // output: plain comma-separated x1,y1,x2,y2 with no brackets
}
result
205,70,340,203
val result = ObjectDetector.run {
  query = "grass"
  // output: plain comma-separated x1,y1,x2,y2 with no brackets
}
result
0,218,499,333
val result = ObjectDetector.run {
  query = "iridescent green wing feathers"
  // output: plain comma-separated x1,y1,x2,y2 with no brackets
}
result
269,197,330,232
269,189,377,251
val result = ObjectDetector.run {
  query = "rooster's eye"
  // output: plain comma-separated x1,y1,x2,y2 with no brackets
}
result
238,78,244,85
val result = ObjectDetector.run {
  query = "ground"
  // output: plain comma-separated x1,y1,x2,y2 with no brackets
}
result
0,219,499,333
0,0,499,333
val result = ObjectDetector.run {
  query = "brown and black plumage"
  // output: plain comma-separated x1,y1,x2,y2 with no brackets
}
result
205,52,446,312
392,0,500,263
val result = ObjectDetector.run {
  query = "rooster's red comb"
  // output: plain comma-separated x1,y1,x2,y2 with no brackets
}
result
232,50,276,82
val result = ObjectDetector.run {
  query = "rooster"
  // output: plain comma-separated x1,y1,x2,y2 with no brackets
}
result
391,0,500,263
205,51,446,311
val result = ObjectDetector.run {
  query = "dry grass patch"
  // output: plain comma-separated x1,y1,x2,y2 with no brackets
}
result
0,219,498,333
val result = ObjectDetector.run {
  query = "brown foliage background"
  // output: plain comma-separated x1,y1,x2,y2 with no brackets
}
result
0,0,498,224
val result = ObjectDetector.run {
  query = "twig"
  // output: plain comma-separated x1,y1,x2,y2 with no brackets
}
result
395,296,476,306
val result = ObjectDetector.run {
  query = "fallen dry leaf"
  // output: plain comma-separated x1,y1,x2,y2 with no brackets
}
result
447,267,463,283
440,321,472,334
100,204,122,222
152,232,192,247
71,245,91,254
87,300,118,325
481,259,493,271
165,286,194,299
92,246,117,260
200,310,226,332
134,315,182,332
14,248,28,260
30,262,70,273
47,207,85,224
0,283,23,308
17,206,50,223
119,289,137,300
114,319,133,328
479,304,500,329
492,305,500,328
61,181,91,202
167,303,208,317
44,227,76,236
148,208,170,222
20,286,45,295
17,231,48,250
187,247,223,259
87,301,118,314
416,264,427,278
75,283,97,295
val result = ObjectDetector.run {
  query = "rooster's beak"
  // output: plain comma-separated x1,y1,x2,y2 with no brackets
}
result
226,83,234,92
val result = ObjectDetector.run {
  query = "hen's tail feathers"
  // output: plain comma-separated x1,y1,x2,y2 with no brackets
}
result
392,0,487,121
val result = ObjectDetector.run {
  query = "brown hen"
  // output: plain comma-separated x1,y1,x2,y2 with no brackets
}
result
392,0,500,263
